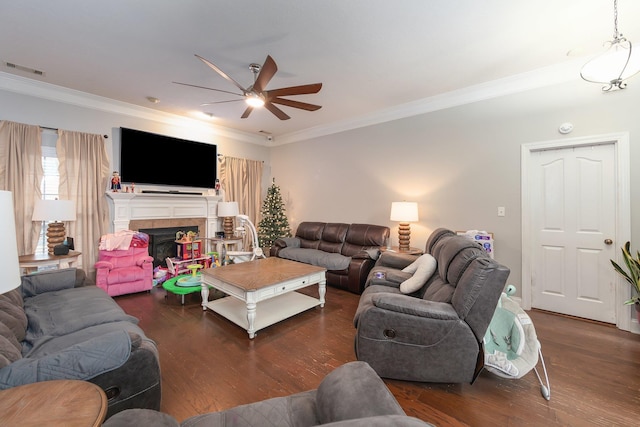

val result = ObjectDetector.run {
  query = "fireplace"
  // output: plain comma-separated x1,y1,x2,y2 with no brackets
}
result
140,226,199,267
105,192,223,264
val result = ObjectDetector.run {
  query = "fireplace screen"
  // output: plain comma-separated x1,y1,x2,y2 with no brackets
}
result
140,226,199,267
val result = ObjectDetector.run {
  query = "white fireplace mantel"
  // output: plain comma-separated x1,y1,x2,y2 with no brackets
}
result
105,191,222,238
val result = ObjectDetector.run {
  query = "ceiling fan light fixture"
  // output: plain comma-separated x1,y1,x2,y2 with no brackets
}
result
182,54,322,120
245,92,265,108
581,0,640,91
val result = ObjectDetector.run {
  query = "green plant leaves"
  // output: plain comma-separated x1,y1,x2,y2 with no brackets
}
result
611,241,640,305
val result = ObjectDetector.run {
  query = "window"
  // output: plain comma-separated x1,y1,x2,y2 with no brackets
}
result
35,131,60,254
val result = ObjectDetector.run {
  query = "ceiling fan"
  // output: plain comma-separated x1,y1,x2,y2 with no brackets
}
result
175,54,322,120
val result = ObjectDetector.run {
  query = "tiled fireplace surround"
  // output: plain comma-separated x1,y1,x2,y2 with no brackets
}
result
105,191,223,241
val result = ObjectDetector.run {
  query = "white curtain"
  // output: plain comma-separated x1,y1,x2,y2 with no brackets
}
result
220,156,263,248
0,121,43,255
57,130,110,275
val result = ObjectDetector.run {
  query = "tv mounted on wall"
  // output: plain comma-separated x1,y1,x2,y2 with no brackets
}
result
119,127,217,189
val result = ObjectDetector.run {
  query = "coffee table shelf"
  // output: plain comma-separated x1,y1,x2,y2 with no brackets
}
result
200,258,326,339
204,292,321,334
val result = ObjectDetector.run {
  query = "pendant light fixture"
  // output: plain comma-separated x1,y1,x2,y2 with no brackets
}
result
581,0,640,91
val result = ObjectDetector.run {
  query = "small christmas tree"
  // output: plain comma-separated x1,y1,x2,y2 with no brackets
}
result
258,178,292,251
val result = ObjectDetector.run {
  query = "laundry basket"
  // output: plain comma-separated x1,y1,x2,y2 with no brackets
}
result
483,285,551,400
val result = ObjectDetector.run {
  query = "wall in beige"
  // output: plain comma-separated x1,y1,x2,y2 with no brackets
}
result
270,79,640,290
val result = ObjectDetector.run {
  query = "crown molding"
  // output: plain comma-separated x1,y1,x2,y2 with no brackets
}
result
0,72,264,145
274,58,585,146
1,58,585,147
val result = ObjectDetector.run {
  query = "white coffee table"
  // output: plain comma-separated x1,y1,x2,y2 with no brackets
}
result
200,257,326,339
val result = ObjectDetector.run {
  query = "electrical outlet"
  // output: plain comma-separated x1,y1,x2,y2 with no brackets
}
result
497,206,506,217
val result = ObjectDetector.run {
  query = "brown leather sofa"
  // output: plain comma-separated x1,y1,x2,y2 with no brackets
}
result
270,222,390,294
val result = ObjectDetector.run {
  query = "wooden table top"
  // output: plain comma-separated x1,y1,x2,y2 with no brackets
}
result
0,380,107,426
202,257,325,291
19,250,81,263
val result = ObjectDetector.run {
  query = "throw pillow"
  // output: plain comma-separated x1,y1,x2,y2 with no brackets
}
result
400,254,437,294
401,253,434,274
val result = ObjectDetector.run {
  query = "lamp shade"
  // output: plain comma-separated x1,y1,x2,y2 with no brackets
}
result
580,0,640,91
32,199,76,221
580,40,640,89
217,201,239,217
390,202,419,222
0,191,21,294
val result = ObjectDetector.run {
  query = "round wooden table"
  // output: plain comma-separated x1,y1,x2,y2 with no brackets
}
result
0,380,107,426
18,250,81,274
379,246,423,255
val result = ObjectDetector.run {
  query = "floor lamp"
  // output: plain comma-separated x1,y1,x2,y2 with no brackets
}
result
32,199,76,254
390,201,419,252
0,191,21,293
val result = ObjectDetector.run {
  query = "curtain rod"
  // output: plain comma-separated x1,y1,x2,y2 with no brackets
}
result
217,154,263,163
41,125,109,139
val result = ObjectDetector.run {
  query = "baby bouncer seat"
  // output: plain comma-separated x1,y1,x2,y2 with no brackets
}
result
225,214,266,263
483,285,551,400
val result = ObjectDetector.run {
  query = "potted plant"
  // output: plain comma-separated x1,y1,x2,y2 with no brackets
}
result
611,241,640,321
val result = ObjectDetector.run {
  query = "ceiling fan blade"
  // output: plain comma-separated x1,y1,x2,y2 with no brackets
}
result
266,83,322,97
200,99,245,106
270,97,322,111
173,81,243,97
241,106,254,119
264,102,290,120
195,54,248,93
253,55,278,93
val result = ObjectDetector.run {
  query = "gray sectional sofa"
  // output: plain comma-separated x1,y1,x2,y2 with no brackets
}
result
270,222,390,294
0,268,161,418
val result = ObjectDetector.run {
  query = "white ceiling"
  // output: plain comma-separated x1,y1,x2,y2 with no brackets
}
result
1,1,638,142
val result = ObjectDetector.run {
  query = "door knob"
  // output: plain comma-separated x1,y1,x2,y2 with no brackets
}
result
604,239,613,245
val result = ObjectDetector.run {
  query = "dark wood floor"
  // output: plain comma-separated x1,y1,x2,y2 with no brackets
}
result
115,285,640,426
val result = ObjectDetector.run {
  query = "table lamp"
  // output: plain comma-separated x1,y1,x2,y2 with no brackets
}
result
32,199,76,253
390,201,419,252
0,191,21,293
217,201,239,238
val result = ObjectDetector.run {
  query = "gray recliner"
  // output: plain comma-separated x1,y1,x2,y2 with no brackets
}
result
103,361,433,426
353,228,510,384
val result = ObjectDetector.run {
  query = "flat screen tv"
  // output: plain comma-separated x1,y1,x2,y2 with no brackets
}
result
119,127,217,189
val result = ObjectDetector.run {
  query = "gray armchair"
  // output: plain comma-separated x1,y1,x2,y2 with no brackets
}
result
103,361,434,427
353,228,510,384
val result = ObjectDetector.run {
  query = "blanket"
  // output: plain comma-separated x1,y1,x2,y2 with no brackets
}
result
99,230,149,250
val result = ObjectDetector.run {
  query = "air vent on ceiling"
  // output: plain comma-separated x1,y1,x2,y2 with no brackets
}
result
4,62,45,76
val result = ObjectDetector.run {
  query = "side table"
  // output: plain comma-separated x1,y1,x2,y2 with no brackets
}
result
380,246,423,255
19,250,81,274
204,237,243,255
0,379,107,426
